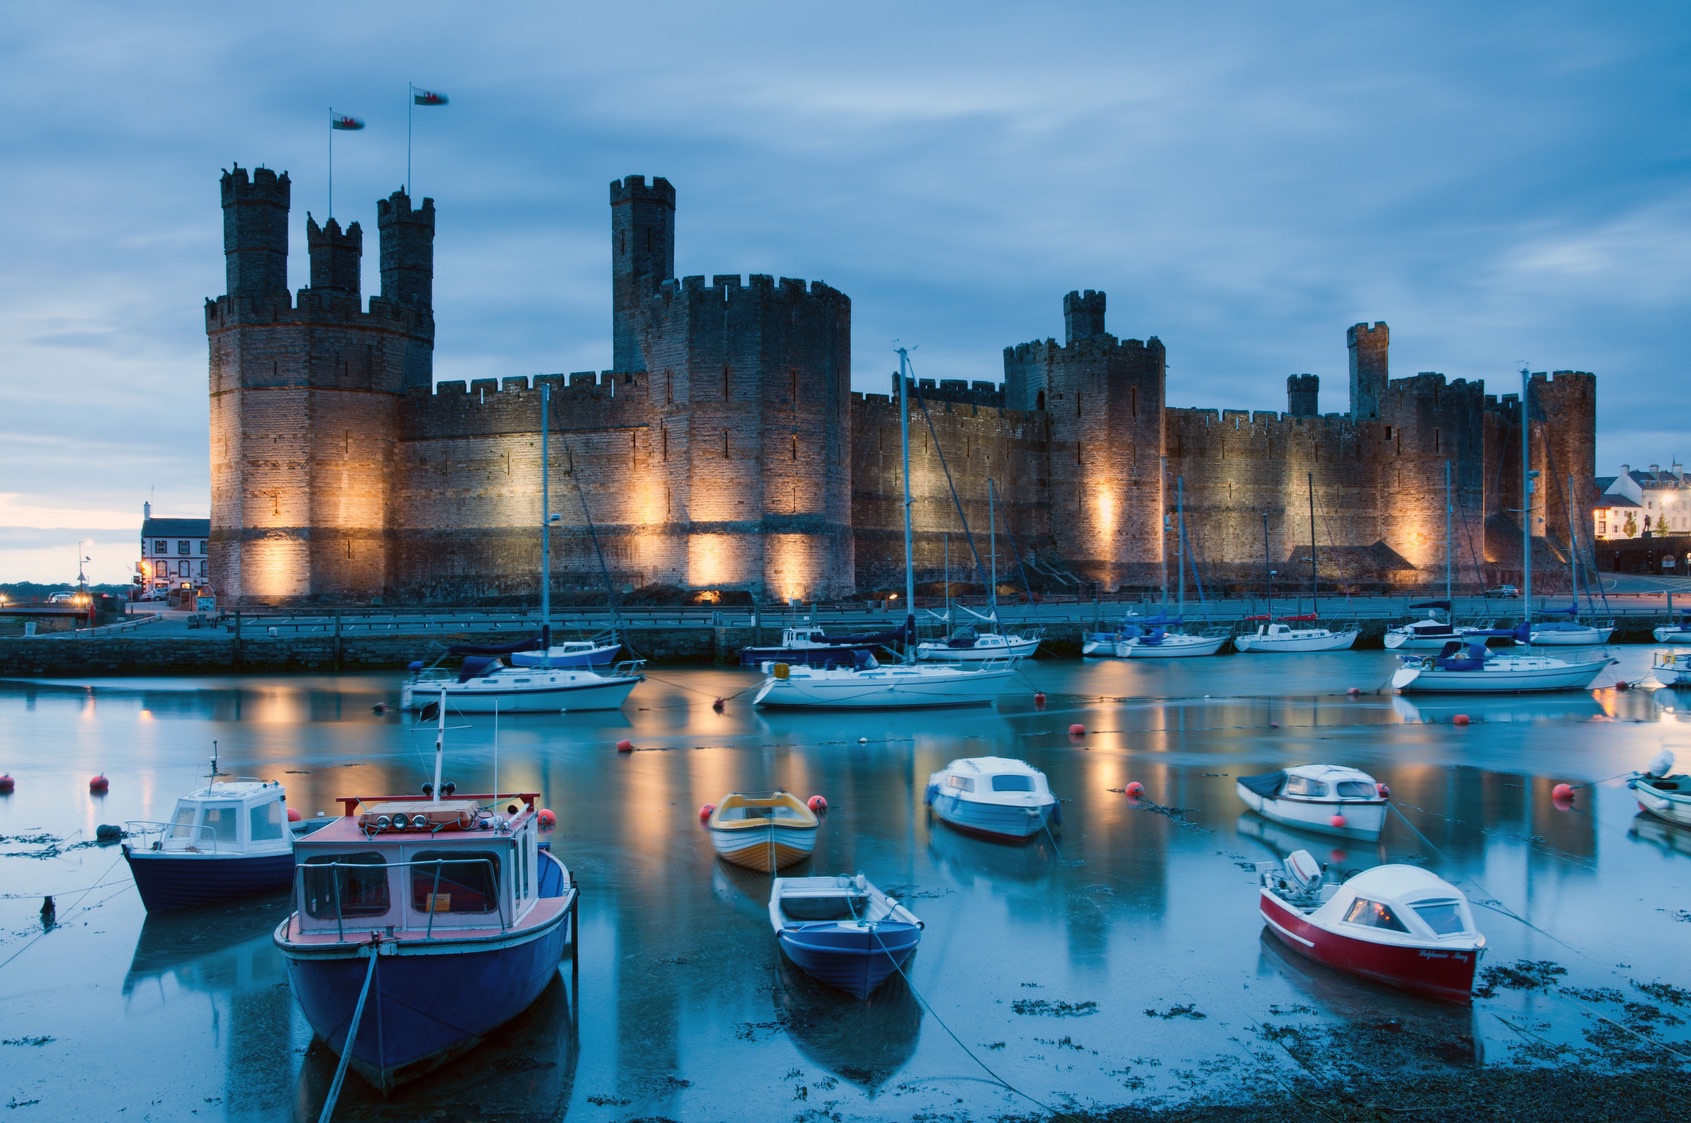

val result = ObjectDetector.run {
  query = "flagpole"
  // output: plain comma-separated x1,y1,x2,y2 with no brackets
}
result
407,84,413,196
327,107,334,219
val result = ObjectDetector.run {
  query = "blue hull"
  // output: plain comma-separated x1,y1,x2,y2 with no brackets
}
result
282,902,574,1093
123,847,296,912
777,922,921,999
927,792,1055,843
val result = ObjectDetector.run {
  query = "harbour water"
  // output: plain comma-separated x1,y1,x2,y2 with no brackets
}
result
2,649,1688,1120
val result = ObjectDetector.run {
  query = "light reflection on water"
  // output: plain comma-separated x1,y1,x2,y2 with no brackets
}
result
0,651,1688,1120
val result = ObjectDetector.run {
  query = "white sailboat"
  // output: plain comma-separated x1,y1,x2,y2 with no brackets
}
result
1528,474,1615,645
403,384,644,713
754,349,1016,708
1235,474,1358,653
917,479,1040,662
1393,369,1615,694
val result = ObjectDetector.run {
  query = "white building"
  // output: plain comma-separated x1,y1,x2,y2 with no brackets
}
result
1595,462,1688,541
138,503,210,596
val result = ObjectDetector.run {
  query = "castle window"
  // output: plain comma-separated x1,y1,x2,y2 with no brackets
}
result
1036,391,1046,411
1131,387,1138,418
1384,426,1393,441
661,426,668,461
791,368,799,405
1434,428,1440,453
723,430,730,459
630,431,637,467
791,434,798,461
665,370,672,405
723,365,731,400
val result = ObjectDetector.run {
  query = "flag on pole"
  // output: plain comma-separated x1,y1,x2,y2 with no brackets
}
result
413,90,449,106
331,114,365,130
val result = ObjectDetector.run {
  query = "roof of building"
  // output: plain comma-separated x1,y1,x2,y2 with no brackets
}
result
141,517,210,538
1600,496,1641,509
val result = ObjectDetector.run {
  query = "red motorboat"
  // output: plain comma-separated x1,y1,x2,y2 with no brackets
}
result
1258,850,1485,1002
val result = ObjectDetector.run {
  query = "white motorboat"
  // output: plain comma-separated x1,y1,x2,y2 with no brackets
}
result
1654,613,1691,643
1528,618,1615,646
924,757,1059,842
1235,765,1388,840
1653,650,1691,687
916,626,1040,662
1381,601,1500,651
739,625,887,667
1234,618,1359,653
1257,850,1485,1002
509,637,622,668
1628,750,1691,828
402,659,644,713
1391,640,1614,693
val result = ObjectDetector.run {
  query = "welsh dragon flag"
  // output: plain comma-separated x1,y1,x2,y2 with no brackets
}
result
413,90,449,106
331,115,365,130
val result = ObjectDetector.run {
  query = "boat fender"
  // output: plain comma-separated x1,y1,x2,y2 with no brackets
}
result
807,795,828,813
89,774,109,794
1551,783,1574,801
773,663,791,680
1124,781,1144,798
94,823,123,844
1033,691,1047,710
1375,783,1390,798
1452,714,1471,726
537,808,557,829
615,739,634,753
923,784,937,806
1329,813,1347,829
0,774,13,793
698,803,715,821
1050,801,1062,825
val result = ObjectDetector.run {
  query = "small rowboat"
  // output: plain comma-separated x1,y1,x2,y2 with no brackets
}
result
770,874,922,999
1258,849,1485,1002
706,792,821,872
1629,751,1691,828
1236,764,1388,840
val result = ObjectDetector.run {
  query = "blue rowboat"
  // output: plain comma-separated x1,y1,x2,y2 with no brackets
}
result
769,874,922,999
924,757,1059,843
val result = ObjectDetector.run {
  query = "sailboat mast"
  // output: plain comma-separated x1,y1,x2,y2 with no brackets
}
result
1307,471,1318,616
1261,511,1271,613
898,348,917,662
1521,367,1533,624
432,685,446,802
1445,459,1454,606
1160,456,1169,612
540,383,552,662
988,478,998,623
1176,476,1186,614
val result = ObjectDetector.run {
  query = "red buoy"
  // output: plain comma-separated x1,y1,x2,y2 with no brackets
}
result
698,803,716,821
1552,793,1576,812
0,774,13,793
807,795,828,813
1124,781,1144,798
89,774,109,793
615,738,634,753
1551,782,1575,801
1346,686,1361,696
537,808,557,828
287,807,302,822
1615,680,1631,692
1329,813,1347,829
1452,714,1471,726
1375,782,1391,798
1068,723,1086,737
1033,691,1047,710
712,697,726,713
1330,848,1348,864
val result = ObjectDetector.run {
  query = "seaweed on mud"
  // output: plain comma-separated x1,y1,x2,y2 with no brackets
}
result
1011,998,1098,1017
1561,986,1625,1004
1125,801,1211,833
1144,1003,1206,1020
1034,1035,1092,1052
1,1037,52,1047
1267,1004,1316,1017
1633,980,1691,1008
734,1020,784,1042
1621,1001,1684,1029
1473,959,1567,998
584,1094,631,1107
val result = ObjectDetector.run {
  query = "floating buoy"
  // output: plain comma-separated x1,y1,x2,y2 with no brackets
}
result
0,774,13,793
1269,721,1279,728
1033,691,1047,710
1330,848,1348,864
287,807,303,822
1551,782,1575,801
698,803,715,821
1453,714,1471,726
615,738,634,753
1346,686,1361,696
89,774,109,793
858,736,869,744
807,795,828,813
1615,680,1631,692
537,808,557,828
1329,813,1347,829
1376,782,1391,798
1124,781,1144,798
1552,793,1576,812
372,701,388,714
1068,723,1086,737
95,823,123,843
712,697,725,713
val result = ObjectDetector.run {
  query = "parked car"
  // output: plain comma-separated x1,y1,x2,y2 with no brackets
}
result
1484,584,1520,599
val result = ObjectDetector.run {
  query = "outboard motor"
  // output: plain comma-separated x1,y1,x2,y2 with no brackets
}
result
1284,849,1324,897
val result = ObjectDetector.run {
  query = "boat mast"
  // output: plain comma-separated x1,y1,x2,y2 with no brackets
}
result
1261,511,1271,615
540,383,552,666
432,685,446,802
1521,367,1533,626
1444,459,1454,608
897,348,917,663
1176,475,1186,615
1307,471,1318,617
1160,456,1169,613
988,477,998,625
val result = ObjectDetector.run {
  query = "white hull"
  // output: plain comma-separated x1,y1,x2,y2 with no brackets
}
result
1236,786,1387,840
1528,626,1614,646
1091,632,1227,659
752,663,1015,709
1653,655,1691,687
402,668,642,712
1654,627,1691,643
1392,655,1613,694
916,634,1039,662
1235,627,1359,653
1631,779,1691,827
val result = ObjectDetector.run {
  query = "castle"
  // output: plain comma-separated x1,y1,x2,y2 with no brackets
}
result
208,167,1596,605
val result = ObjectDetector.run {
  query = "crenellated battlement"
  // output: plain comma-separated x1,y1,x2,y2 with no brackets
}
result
658,273,848,306
609,174,676,207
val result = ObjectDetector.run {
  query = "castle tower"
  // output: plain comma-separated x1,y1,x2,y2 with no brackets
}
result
1003,291,1166,590
1286,373,1319,417
1347,322,1388,419
611,175,676,373
209,168,435,604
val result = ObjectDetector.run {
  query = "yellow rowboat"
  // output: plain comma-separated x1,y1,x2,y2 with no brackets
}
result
707,792,820,873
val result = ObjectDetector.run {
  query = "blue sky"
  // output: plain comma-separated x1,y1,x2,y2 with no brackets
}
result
2,1,1688,584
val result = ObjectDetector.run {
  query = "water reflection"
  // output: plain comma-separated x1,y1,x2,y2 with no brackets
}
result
925,817,1058,887
772,956,922,1093
1234,813,1388,874
1391,695,1605,725
1628,812,1691,859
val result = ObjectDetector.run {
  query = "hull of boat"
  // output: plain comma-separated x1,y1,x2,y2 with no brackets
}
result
776,923,921,999
710,824,819,872
916,637,1040,662
1259,891,1478,1002
927,792,1054,842
1393,657,1612,693
278,893,574,1093
401,675,639,713
1528,627,1614,646
1631,782,1691,827
1654,663,1691,687
509,645,619,669
1235,787,1386,840
738,645,877,667
752,665,1014,709
123,848,296,912
1089,633,1227,658
1235,629,1359,653
1654,628,1691,643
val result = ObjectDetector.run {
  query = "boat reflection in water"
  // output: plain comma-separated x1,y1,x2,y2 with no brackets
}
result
772,955,922,1094
294,975,579,1120
1234,814,1386,875
1390,694,1605,725
1629,812,1691,860
1256,930,1484,1070
925,816,1057,888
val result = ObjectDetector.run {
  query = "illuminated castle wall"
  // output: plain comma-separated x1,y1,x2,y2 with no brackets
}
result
207,167,1596,604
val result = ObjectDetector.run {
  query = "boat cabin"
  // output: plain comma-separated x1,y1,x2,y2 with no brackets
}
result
131,780,291,855
1240,765,1381,804
1317,864,1480,942
289,794,550,938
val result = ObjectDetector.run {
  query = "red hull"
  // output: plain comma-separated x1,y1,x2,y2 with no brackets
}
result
1259,891,1477,1003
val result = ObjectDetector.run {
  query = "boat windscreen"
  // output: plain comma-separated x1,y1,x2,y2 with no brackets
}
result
782,894,862,922
1335,780,1377,800
1237,771,1287,798
1411,900,1468,935
410,851,501,914
991,774,1036,792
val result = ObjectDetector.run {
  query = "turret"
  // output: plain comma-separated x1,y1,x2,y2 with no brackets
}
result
610,175,676,372
1064,290,1107,344
377,189,434,310
221,165,290,301
1347,322,1388,420
1287,373,1319,417
307,215,362,296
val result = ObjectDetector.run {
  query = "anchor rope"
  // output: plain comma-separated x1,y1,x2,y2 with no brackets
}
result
318,946,380,1123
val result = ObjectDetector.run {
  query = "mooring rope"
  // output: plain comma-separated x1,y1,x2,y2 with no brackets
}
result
318,946,380,1123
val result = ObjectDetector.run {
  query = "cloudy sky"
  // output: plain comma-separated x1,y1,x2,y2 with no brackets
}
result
2,1,1687,585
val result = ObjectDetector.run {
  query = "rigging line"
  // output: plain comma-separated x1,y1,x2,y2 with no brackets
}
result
554,433,632,658
0,853,128,974
317,948,380,1123
905,368,990,602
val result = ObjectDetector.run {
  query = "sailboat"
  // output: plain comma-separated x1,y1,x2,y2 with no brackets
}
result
1083,471,1226,658
1384,461,1494,651
1393,369,1614,694
752,349,1018,708
1528,474,1615,646
1235,474,1358,653
916,479,1040,662
401,384,644,713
